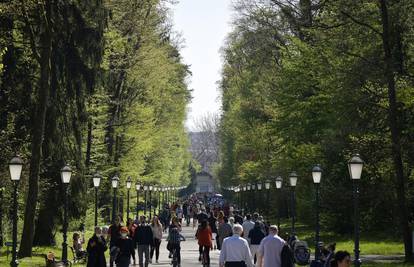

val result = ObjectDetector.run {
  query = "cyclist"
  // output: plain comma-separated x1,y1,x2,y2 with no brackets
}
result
196,220,212,266
167,217,185,266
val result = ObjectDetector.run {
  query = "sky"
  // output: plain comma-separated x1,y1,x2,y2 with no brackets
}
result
171,0,233,130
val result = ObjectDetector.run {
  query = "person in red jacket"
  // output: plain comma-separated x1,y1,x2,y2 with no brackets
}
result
196,220,212,266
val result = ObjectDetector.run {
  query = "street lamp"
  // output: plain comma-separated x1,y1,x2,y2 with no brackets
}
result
312,165,322,262
275,176,283,229
143,185,148,215
149,185,153,218
348,154,364,267
111,175,119,223
289,171,298,236
136,182,141,219
264,180,270,217
9,156,23,267
257,182,262,190
126,176,132,219
61,164,72,264
93,173,102,227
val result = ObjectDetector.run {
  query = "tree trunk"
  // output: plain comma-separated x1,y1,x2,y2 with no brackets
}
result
379,0,413,261
18,3,52,256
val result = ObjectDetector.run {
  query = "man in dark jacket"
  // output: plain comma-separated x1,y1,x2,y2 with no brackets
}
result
87,226,107,267
234,211,244,225
134,215,153,267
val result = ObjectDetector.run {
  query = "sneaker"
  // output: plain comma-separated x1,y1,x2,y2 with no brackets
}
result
156,260,159,263
149,259,152,263
198,255,202,262
169,253,172,258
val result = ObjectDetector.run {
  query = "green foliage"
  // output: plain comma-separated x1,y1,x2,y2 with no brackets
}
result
219,0,414,240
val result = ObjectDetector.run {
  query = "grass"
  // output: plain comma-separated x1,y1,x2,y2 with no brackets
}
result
276,220,405,256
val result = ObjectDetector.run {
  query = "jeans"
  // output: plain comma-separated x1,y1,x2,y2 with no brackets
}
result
150,238,161,261
138,244,150,267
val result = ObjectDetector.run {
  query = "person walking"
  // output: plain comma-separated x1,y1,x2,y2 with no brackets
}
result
241,214,254,243
108,216,122,267
114,226,135,267
219,224,253,267
150,215,163,263
126,218,137,265
217,216,233,250
256,225,285,267
196,220,213,266
208,211,218,250
248,222,265,264
134,215,154,267
234,211,243,225
86,226,107,267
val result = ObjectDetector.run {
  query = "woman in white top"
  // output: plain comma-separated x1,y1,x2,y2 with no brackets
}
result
150,216,163,263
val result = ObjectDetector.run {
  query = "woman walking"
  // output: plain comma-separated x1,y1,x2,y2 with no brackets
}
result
150,215,163,263
114,227,135,267
196,220,212,266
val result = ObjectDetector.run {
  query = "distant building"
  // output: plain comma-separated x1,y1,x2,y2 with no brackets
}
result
195,171,214,193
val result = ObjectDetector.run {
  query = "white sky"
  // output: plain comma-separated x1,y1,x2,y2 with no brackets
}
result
171,0,233,130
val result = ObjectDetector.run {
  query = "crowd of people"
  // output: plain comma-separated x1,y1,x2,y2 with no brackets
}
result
65,192,351,267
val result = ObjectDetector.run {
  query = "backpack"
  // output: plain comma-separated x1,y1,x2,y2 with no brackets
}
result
292,240,311,265
168,228,181,244
281,244,295,267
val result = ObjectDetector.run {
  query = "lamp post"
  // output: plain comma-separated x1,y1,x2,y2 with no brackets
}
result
275,176,283,229
251,183,256,213
158,187,161,214
143,185,148,215
264,180,270,218
93,173,102,227
9,156,23,267
126,176,132,219
247,183,251,212
289,172,298,236
149,185,153,218
312,165,322,261
136,182,141,219
61,164,72,264
111,175,119,223
348,154,364,267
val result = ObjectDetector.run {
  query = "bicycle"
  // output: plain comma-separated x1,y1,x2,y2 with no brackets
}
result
171,246,180,267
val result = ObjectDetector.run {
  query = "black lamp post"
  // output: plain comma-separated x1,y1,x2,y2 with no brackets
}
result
264,180,270,217
289,171,298,236
348,154,364,267
275,176,283,229
247,184,251,212
9,156,23,267
93,173,102,227
111,175,119,223
126,176,132,219
251,183,256,213
143,185,148,215
61,164,72,264
312,165,322,262
158,187,161,214
149,185,153,218
136,182,141,219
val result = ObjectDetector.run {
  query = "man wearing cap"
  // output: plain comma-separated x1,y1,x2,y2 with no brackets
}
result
256,225,285,267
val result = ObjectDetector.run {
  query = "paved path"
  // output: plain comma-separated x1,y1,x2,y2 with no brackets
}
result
131,225,220,267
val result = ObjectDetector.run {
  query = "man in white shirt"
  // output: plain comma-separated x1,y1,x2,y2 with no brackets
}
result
256,225,285,267
241,214,255,244
219,224,254,267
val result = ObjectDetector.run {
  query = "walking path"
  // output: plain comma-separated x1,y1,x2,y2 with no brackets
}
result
129,224,219,267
